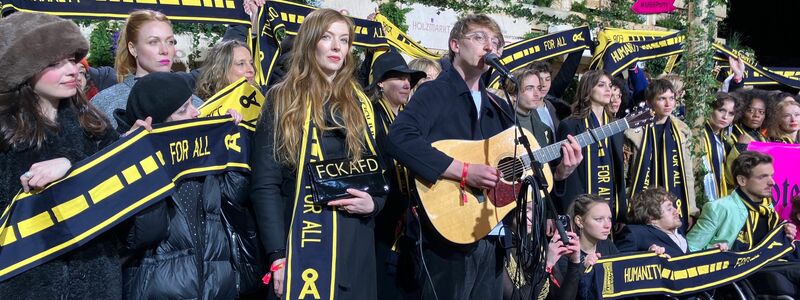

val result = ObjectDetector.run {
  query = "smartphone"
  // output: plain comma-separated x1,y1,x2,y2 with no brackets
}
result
556,214,572,234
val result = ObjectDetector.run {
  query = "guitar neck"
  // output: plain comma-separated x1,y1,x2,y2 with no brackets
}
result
526,118,630,165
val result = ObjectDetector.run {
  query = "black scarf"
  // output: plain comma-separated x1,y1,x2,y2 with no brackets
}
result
734,189,781,250
731,123,766,143
630,117,690,233
701,123,730,199
584,113,619,220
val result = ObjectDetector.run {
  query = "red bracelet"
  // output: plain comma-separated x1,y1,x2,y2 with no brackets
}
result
262,260,286,285
459,163,469,205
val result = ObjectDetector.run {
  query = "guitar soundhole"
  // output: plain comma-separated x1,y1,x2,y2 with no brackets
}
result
497,157,524,182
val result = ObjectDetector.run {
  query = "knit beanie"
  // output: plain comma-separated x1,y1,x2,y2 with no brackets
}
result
0,12,89,93
115,72,193,132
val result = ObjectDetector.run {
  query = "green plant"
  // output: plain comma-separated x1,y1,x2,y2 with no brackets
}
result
172,23,226,68
683,0,720,208
86,20,121,67
655,11,687,30
378,0,413,32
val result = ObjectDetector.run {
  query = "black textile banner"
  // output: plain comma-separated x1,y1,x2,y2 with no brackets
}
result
0,117,251,282
0,0,250,24
713,48,800,89
583,226,796,299
597,31,686,75
488,26,592,88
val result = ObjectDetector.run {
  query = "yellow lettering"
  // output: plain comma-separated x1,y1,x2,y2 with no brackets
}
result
301,220,322,247
335,162,347,176
303,193,322,214
326,164,339,178
192,136,211,158
367,158,379,172
544,39,556,51
299,269,321,299
169,140,189,164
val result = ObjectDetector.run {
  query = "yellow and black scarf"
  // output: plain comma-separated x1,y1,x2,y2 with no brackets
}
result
773,135,798,144
284,86,377,300
731,123,767,143
630,117,690,232
0,117,250,282
701,123,730,199
584,113,620,220
583,225,795,299
735,190,781,250
376,99,411,197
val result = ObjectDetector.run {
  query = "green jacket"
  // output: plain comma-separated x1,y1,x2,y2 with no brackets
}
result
687,191,765,251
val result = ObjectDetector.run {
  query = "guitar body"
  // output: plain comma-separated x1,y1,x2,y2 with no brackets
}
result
415,126,553,244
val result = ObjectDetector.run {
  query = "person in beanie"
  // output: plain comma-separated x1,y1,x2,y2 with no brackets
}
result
115,72,248,299
92,10,203,128
0,12,122,299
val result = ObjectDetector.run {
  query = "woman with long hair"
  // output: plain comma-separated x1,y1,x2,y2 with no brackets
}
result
92,9,201,128
250,9,386,299
554,70,627,224
0,12,121,298
195,39,256,100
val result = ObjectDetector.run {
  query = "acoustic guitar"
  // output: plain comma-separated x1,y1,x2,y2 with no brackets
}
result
415,109,654,244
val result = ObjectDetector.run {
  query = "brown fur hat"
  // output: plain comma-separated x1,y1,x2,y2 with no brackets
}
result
0,12,89,93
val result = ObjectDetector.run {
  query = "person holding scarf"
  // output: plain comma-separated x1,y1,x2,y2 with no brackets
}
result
250,9,386,299
700,92,738,201
555,70,626,224
114,72,246,299
687,151,799,298
365,50,426,299
625,79,696,234
0,12,121,299
766,98,800,143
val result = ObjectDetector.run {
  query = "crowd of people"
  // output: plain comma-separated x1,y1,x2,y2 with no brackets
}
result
1,4,799,300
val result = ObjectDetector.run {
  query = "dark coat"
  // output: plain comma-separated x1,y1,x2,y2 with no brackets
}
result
122,172,248,299
0,104,122,299
384,65,515,248
614,224,687,258
553,116,626,222
249,98,387,299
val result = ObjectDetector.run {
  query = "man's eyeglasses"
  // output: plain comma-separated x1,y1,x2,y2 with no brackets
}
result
462,31,502,49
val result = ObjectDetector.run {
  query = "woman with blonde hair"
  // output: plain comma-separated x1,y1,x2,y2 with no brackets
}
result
195,39,256,100
92,9,201,128
766,98,800,143
408,57,441,86
250,8,386,299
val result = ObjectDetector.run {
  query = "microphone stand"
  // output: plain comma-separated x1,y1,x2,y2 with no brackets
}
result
498,72,569,300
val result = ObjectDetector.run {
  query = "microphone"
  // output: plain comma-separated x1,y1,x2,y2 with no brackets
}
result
484,52,515,82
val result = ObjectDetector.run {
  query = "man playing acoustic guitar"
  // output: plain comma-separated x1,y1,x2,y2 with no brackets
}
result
386,14,583,300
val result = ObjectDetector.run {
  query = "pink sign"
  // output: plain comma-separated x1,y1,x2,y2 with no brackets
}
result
747,142,800,223
631,0,676,14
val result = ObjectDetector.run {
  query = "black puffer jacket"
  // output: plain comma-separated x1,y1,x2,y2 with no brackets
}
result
122,172,249,300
